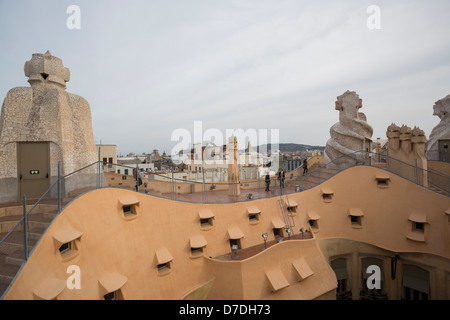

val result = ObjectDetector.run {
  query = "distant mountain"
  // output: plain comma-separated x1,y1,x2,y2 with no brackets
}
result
256,143,325,153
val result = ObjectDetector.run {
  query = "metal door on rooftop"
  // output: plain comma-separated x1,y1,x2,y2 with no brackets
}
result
438,140,449,163
17,142,50,200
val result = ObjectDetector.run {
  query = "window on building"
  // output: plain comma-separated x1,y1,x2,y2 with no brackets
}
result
200,218,213,228
157,262,171,272
330,258,351,300
273,228,283,239
407,212,427,242
120,198,140,220
321,188,334,201
375,174,390,187
189,235,207,259
287,206,297,214
309,219,318,229
53,227,82,261
229,238,241,250
413,222,424,232
323,194,332,201
155,248,173,276
123,205,135,216
104,290,122,300
402,264,430,300
190,247,203,257
199,210,215,230
350,215,361,226
337,278,347,292
59,242,72,255
307,211,320,232
403,287,428,300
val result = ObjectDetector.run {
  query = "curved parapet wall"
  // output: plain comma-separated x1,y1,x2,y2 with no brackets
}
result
3,165,450,300
205,239,337,300
324,91,373,168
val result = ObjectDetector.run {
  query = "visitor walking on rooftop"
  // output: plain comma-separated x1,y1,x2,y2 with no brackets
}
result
134,167,142,192
278,169,285,190
265,172,270,191
302,159,308,175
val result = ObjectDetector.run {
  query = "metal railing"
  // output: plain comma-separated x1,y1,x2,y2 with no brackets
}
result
0,149,449,299
0,161,101,299
98,149,449,203
379,149,450,194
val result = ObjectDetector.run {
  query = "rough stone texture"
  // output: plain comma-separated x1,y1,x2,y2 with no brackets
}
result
24,51,70,89
426,94,450,160
324,91,373,168
0,51,98,202
386,123,427,186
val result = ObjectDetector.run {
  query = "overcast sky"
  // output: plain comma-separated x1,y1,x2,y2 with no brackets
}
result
1,0,449,156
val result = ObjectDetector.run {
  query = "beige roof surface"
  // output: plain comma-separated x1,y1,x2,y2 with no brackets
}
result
32,277,66,300
52,226,83,245
306,210,320,220
292,257,314,281
198,209,215,219
408,211,427,223
155,248,173,264
246,206,261,214
190,235,208,248
98,272,128,293
228,227,244,239
271,217,286,228
265,268,290,292
348,207,364,216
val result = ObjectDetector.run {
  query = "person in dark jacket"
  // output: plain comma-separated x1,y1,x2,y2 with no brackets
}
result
278,169,285,189
302,159,308,175
265,173,270,191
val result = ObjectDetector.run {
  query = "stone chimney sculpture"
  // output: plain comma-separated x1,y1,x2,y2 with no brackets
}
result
386,123,427,186
324,90,373,168
426,94,450,161
0,51,98,202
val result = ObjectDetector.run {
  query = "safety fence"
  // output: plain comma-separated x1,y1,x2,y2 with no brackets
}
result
0,161,101,298
0,149,449,298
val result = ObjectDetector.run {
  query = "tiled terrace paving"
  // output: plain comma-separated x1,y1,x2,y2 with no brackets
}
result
0,201,59,298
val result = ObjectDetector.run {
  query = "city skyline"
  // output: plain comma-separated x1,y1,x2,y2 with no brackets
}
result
1,1,450,156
